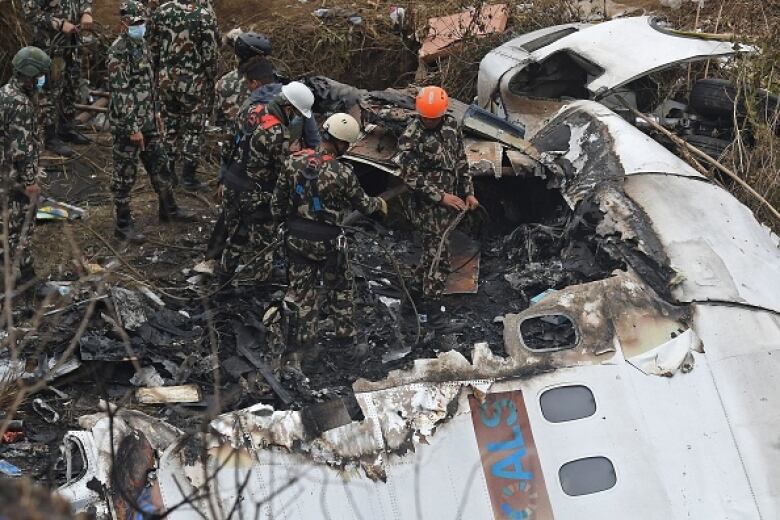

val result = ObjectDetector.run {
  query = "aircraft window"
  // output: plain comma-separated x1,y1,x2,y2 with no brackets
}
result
559,457,617,496
519,315,577,351
540,385,595,423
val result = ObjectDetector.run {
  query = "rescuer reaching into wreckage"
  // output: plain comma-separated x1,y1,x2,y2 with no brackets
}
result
108,0,196,243
0,47,51,292
20,0,93,158
398,85,479,328
271,113,388,371
150,0,218,191
218,78,315,284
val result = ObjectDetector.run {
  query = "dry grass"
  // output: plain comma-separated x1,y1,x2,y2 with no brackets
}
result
2,0,776,228
662,1,779,229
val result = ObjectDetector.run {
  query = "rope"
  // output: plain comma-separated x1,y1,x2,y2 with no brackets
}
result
427,210,466,283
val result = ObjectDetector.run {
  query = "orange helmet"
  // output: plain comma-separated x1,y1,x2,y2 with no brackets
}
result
416,86,449,119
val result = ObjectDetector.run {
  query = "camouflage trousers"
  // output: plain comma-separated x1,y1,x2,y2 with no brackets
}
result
159,90,206,166
111,126,171,206
35,36,82,129
219,187,274,281
413,203,454,299
0,193,35,279
285,236,355,348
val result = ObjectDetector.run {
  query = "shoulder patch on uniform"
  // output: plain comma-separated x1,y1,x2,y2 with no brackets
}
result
245,104,267,127
292,148,317,158
259,113,282,130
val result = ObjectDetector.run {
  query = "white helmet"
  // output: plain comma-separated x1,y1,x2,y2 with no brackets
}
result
280,81,314,119
323,113,361,144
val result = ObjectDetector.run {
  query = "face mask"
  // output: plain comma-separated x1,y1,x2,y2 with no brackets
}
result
128,24,146,40
35,75,46,91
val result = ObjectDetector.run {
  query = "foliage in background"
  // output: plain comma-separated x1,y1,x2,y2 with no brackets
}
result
1,0,777,228
666,1,779,228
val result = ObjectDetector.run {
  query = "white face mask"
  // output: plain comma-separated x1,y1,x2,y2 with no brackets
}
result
35,75,46,91
128,23,146,40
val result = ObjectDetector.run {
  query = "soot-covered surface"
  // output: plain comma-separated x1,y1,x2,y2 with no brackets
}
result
3,170,628,485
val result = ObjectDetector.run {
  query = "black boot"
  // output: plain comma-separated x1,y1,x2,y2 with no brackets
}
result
19,264,36,286
15,264,39,296
45,125,75,157
58,121,90,145
158,189,197,223
181,161,207,192
114,204,146,243
167,159,179,188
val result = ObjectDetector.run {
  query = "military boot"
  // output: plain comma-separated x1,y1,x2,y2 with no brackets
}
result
58,121,90,145
19,264,36,286
158,189,197,223
181,161,207,192
44,125,75,157
114,204,146,243
168,159,179,188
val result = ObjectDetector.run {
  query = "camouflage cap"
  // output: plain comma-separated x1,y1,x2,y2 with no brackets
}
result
119,0,146,23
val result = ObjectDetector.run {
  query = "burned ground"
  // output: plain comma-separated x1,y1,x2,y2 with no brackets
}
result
1,112,632,486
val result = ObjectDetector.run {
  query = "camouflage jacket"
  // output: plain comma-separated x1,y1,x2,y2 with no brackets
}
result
397,114,474,204
272,148,381,226
0,78,39,188
150,0,218,96
107,33,157,135
21,0,92,39
231,99,290,203
213,69,247,129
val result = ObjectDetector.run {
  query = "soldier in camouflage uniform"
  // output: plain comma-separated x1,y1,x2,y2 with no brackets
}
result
150,0,218,191
272,113,387,369
108,1,194,243
21,0,92,157
218,81,315,284
397,86,479,327
0,47,51,288
212,31,272,135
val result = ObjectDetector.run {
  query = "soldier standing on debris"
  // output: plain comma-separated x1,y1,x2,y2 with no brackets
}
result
272,113,388,370
213,31,270,136
0,47,51,289
218,77,315,283
206,33,272,263
21,0,93,157
205,43,322,264
108,1,195,243
150,0,218,191
398,86,479,328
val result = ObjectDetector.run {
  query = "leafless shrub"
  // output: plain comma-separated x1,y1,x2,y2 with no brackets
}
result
666,0,780,230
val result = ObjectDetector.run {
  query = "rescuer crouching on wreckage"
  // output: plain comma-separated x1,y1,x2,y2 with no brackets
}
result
0,47,51,293
218,78,316,284
108,0,196,243
398,86,479,329
271,113,388,372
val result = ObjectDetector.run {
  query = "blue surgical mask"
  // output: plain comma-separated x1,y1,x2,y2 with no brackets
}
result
128,23,146,40
35,75,46,91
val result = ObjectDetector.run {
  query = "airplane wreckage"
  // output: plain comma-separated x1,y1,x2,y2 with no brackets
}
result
14,16,780,519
